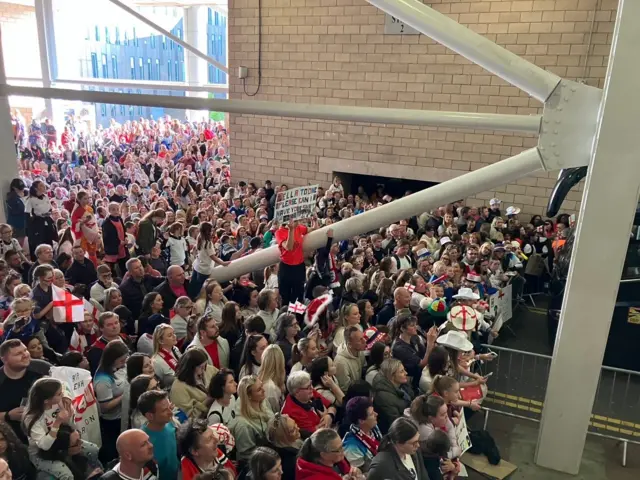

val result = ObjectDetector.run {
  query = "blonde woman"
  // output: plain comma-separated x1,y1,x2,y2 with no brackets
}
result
332,303,362,349
194,280,226,321
291,337,319,373
258,344,286,414
151,323,182,389
229,375,274,464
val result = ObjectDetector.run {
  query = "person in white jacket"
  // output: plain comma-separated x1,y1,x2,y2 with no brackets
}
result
22,377,99,479
151,324,182,389
187,315,230,369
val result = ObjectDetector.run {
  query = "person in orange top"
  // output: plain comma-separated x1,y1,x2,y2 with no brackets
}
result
275,220,308,306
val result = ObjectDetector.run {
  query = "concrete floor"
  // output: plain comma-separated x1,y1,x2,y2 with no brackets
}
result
463,298,640,478
469,413,640,479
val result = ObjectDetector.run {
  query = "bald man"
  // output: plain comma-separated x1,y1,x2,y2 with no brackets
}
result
376,286,412,327
154,265,191,316
0,458,11,480
100,429,157,480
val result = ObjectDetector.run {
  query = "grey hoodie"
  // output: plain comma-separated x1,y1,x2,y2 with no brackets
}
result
334,343,365,393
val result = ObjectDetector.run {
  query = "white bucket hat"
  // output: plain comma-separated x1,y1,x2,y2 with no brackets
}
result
436,330,474,352
447,305,478,332
452,287,480,301
505,206,521,216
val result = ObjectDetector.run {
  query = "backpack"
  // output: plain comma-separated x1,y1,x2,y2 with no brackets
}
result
468,429,501,465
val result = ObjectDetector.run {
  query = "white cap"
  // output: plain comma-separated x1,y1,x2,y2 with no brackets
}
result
490,198,501,206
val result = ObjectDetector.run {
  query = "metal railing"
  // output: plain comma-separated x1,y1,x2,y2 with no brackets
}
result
480,344,640,466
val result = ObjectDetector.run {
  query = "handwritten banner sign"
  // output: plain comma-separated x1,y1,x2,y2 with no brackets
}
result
51,366,102,447
489,284,512,323
455,411,473,455
274,185,318,223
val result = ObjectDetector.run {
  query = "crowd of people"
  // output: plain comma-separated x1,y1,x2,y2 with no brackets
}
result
0,113,574,480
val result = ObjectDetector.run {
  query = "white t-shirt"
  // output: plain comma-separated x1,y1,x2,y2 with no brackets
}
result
25,196,51,217
194,243,216,275
0,238,23,257
207,396,238,425
166,236,188,266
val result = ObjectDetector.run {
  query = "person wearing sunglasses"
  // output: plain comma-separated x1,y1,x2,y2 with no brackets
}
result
367,417,430,480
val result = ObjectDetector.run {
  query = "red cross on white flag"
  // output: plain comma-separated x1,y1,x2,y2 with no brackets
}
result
52,285,85,323
288,301,307,314
404,283,416,293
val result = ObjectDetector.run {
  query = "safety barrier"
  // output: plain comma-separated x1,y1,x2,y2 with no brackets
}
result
480,344,640,466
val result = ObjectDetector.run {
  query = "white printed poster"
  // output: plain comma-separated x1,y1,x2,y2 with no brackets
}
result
51,366,102,447
455,410,472,455
489,283,512,322
274,185,318,223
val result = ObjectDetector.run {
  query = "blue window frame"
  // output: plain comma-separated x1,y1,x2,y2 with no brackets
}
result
101,54,108,78
215,12,219,25
115,27,120,44
124,31,128,46
155,59,160,80
133,27,138,47
112,55,118,79
151,35,156,49
130,57,135,79
94,26,100,41
90,53,99,78
147,59,152,80
100,104,106,116
138,58,144,79
174,61,178,81
167,61,172,81
208,8,212,24
105,27,110,44
180,61,184,81
162,36,166,50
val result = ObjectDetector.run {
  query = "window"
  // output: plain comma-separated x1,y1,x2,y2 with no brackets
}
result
208,8,212,24
94,26,100,41
176,28,182,39
133,27,138,47
115,27,120,45
167,61,172,81
139,58,144,79
85,27,90,41
100,104,106,116
215,12,219,25
151,35,156,49
90,53,99,78
130,57,135,79
147,59,152,80
124,31,128,46
208,65,214,83
110,105,117,116
101,54,108,78
112,55,118,79
211,34,215,54
180,61,184,81
155,59,160,80
105,27,110,44
174,60,179,81
162,36,166,50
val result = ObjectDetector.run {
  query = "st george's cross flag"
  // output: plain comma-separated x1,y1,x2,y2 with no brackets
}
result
52,284,84,323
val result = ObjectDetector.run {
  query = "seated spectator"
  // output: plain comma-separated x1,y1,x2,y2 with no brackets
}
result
273,313,301,369
137,292,167,340
126,374,160,431
238,334,268,379
119,258,164,320
189,315,230,370
333,303,362,349
341,396,382,472
171,296,194,346
295,428,357,480
170,348,217,419
256,289,279,337
372,358,415,433
207,369,239,426
95,340,129,463
0,422,36,480
367,417,430,480
309,356,345,406
38,424,103,479
139,390,179,480
290,337,319,373
151,323,182,389
0,339,52,443
65,245,98,289
258,344,286,414
90,264,118,305
153,265,190,317
229,375,274,465
87,312,127,374
103,287,123,315
266,413,302,478
179,418,237,480
365,342,389,385
406,394,462,462
2,298,45,347
334,325,366,393
248,447,282,480
104,428,158,479
281,371,336,438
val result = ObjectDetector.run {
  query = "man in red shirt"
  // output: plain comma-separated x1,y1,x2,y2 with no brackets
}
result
282,371,337,437
275,220,308,306
188,315,229,369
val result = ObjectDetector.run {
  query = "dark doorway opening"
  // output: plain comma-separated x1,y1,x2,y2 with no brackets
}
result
338,172,439,199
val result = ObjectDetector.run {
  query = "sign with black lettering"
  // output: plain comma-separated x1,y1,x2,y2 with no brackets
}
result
274,185,319,223
384,15,420,35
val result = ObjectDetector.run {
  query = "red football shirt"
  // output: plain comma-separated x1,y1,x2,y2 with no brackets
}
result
275,225,308,266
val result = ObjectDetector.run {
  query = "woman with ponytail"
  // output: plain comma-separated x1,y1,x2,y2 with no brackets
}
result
295,428,362,480
290,337,319,373
367,417,430,480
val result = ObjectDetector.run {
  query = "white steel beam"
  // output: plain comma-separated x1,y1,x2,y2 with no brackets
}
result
33,0,55,118
51,77,228,93
106,0,229,74
210,148,543,282
367,0,561,103
536,0,640,474
0,85,541,134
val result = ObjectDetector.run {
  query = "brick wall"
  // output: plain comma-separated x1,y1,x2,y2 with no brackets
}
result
229,0,616,219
